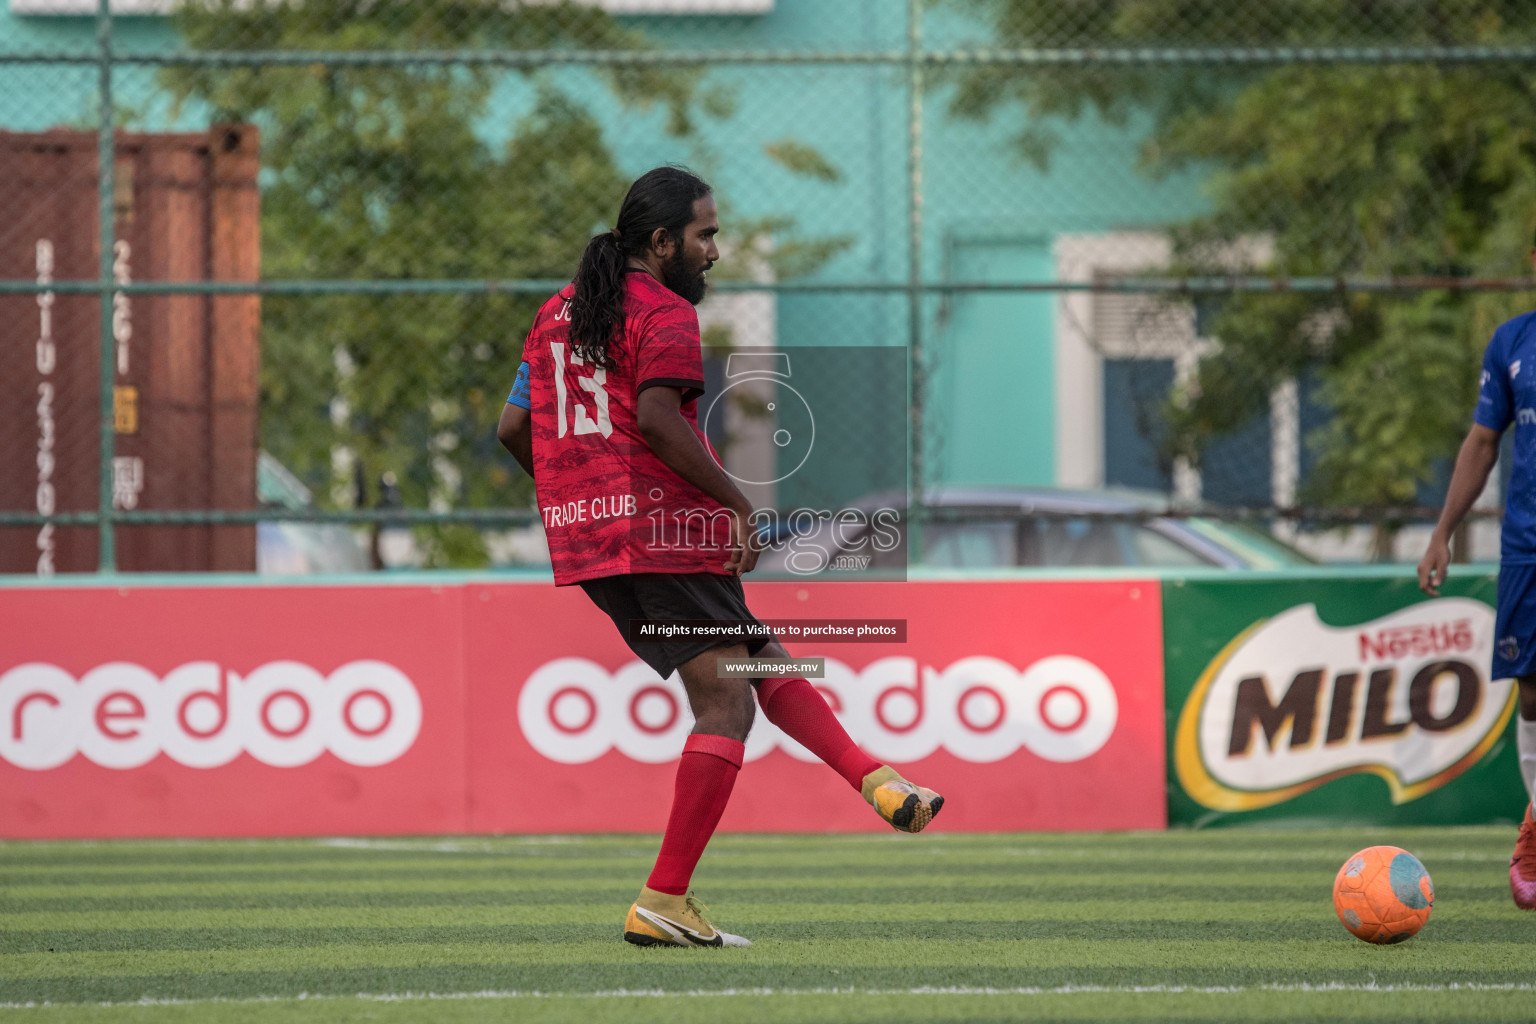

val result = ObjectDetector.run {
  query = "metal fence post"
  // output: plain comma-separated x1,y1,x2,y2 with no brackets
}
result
906,0,925,551
95,0,117,573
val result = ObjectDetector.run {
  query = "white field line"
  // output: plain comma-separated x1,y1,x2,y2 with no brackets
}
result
2,982,1533,1010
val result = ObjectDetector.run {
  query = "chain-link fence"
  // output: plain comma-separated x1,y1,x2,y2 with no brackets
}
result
2,0,1533,574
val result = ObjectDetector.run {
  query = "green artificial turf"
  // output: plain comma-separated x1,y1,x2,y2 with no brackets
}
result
1,829,1532,1022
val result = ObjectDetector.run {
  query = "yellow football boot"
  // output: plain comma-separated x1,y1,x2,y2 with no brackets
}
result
623,887,751,948
862,765,944,833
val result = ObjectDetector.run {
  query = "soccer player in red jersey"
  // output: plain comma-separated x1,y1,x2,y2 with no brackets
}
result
497,167,943,947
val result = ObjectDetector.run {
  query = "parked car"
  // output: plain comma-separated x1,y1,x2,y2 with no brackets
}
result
754,486,1315,574
256,452,372,575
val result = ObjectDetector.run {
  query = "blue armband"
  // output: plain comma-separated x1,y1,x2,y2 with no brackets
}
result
507,361,531,410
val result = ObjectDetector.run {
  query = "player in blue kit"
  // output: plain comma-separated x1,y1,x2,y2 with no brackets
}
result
1419,258,1536,909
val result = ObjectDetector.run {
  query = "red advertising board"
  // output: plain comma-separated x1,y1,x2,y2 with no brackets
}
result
466,579,1166,833
0,584,468,838
0,578,1165,838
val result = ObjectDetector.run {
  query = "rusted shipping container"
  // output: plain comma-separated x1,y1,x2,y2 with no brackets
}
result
0,126,260,573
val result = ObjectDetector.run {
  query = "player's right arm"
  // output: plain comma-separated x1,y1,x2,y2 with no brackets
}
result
632,297,761,575
496,358,535,480
497,398,534,481
1419,335,1511,595
1419,424,1501,595
637,385,760,575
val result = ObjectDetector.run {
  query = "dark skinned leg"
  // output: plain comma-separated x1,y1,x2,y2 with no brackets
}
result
676,643,755,741
747,639,883,791
643,643,753,897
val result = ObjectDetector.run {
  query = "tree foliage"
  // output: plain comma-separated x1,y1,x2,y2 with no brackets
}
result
948,0,1536,517
161,0,839,566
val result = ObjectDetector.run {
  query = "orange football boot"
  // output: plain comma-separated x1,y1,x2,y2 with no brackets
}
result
623,888,751,948
1511,804,1536,910
862,765,945,833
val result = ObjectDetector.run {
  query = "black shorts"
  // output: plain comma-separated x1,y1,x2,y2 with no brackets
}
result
578,572,771,679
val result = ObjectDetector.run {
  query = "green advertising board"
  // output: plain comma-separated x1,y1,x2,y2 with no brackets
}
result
1163,569,1524,828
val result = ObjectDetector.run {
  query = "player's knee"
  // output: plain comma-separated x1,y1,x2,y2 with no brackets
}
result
720,684,755,741
737,688,756,733
690,681,754,742
758,640,789,660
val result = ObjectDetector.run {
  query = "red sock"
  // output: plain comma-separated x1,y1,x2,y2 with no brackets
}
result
758,677,881,790
645,733,743,896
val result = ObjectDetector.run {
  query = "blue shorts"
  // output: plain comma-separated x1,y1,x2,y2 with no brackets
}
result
1494,561,1536,679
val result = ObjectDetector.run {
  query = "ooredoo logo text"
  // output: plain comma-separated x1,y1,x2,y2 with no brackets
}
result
0,660,422,770
519,654,1118,765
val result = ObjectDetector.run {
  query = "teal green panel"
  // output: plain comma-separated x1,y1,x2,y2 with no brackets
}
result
929,238,1054,487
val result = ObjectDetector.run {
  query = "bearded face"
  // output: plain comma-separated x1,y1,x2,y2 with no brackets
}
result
660,239,711,306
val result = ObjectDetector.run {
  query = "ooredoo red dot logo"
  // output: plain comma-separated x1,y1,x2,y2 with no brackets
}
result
0,660,422,770
518,654,1118,765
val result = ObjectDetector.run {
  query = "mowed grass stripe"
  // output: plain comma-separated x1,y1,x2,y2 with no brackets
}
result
12,835,1517,859
0,827,1513,864
0,837,981,869
12,915,1536,952
2,851,1507,887
9,962,1536,1009
0,865,1501,899
6,937,1536,981
5,988,1536,1024
0,882,1509,915
0,862,1311,888
0,863,1352,891
1,830,1529,1015
0,854,1353,884
0,862,1357,889
3,843,1513,883
5,863,1506,901
3,896,1531,933
4,844,1510,878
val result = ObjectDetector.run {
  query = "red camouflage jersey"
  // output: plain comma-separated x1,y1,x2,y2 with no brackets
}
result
520,270,734,585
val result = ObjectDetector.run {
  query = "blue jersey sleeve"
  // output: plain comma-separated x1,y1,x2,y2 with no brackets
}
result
1475,332,1513,433
506,361,531,410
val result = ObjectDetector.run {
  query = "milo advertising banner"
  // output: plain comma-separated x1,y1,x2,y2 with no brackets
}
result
1165,571,1524,826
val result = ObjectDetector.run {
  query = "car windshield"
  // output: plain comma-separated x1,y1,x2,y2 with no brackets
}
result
921,516,1217,568
759,501,1320,573
1180,518,1317,568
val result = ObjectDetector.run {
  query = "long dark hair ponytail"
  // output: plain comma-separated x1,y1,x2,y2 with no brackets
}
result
569,165,712,369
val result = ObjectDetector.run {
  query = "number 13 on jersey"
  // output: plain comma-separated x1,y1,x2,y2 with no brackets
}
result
550,341,612,439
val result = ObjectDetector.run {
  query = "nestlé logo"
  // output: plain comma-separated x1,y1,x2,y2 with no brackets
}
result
1175,600,1514,811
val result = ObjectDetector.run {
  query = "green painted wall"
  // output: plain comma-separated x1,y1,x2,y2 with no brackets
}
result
930,237,1055,486
0,0,1210,494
